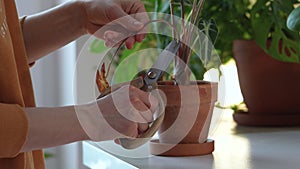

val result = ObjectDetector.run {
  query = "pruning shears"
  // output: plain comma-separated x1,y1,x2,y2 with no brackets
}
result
98,40,181,149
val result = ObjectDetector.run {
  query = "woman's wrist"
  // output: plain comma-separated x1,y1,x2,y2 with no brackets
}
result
21,106,89,152
70,0,88,35
65,0,88,36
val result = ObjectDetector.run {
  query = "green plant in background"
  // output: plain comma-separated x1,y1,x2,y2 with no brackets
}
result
201,0,300,63
91,0,300,87
121,0,219,82
91,0,220,84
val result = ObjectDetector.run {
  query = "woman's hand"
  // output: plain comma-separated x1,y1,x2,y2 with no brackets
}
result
76,85,158,142
79,0,149,49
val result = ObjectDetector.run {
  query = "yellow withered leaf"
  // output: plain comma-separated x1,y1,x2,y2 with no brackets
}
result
96,63,109,93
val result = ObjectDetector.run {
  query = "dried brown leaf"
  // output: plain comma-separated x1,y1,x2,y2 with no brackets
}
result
96,63,110,93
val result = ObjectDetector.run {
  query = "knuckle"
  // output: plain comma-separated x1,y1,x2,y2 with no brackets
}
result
135,2,145,11
129,85,138,90
151,97,159,107
138,123,149,132
124,124,138,138
130,96,140,104
105,4,120,19
141,111,153,122
106,3,119,11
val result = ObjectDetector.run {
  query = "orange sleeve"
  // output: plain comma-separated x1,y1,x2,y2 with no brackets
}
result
0,103,28,158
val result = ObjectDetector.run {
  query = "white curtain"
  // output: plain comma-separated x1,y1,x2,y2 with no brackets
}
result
15,0,86,169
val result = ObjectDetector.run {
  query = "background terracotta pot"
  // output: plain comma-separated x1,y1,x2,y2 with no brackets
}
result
233,40,300,126
149,81,218,156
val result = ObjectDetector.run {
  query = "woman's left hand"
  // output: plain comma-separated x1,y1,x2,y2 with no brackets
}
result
79,0,149,49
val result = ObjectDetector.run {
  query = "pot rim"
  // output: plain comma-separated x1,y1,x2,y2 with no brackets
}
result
157,80,218,86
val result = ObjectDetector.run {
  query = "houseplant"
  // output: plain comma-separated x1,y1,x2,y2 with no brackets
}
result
95,0,219,156
201,0,300,126
150,0,219,156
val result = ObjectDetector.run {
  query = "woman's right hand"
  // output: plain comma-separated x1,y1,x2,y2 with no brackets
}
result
76,85,158,142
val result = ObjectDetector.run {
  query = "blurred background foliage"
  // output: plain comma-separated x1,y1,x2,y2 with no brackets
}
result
91,0,221,83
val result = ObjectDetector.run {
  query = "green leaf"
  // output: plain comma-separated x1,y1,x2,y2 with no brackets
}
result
44,153,54,159
250,0,270,48
287,6,300,32
250,0,300,63
198,19,218,44
251,9,272,49
90,39,106,54
268,27,299,62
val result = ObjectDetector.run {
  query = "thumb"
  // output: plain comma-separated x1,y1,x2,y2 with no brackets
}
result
106,5,144,31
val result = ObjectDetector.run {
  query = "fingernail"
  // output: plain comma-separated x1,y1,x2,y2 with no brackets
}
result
104,32,113,40
126,44,132,49
136,34,145,42
105,41,112,47
126,43,133,49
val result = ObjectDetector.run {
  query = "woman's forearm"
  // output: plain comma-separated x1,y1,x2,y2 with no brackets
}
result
22,1,86,63
21,105,89,152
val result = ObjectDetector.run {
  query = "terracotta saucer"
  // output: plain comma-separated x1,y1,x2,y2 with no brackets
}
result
233,110,300,126
149,139,214,156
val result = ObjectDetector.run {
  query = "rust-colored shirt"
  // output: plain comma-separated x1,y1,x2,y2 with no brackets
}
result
0,0,45,168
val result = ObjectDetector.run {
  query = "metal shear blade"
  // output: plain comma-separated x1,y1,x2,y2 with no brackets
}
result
142,40,181,91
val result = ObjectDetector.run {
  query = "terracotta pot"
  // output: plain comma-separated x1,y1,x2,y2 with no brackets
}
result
233,40,300,126
149,81,218,156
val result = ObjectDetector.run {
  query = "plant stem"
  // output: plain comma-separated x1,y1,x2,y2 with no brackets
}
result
105,39,126,77
179,0,187,63
145,19,180,40
182,0,199,64
180,0,186,39
185,0,206,64
170,0,181,80
170,0,176,40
